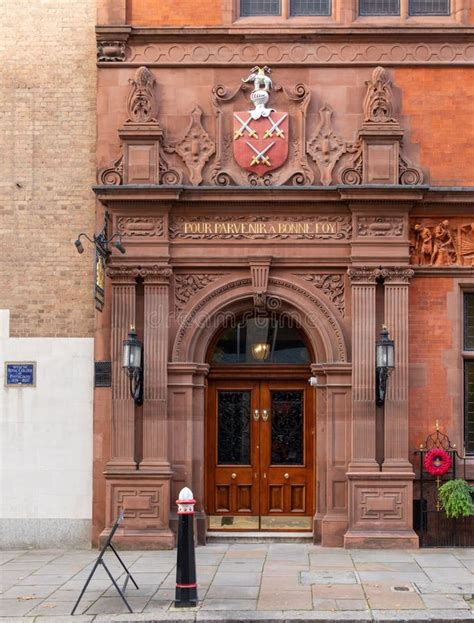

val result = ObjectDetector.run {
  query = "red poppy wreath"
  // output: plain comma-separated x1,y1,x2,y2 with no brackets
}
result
423,448,452,476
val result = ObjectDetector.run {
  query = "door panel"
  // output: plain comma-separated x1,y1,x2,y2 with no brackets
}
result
206,381,260,520
206,378,314,530
259,381,314,522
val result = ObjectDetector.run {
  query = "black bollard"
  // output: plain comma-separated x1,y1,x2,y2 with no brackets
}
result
174,486,198,608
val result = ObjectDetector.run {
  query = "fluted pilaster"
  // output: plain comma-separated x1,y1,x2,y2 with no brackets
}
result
140,265,172,470
107,265,138,469
382,267,414,472
348,267,380,471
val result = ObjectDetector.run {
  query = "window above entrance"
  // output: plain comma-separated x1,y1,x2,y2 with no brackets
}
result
210,316,310,365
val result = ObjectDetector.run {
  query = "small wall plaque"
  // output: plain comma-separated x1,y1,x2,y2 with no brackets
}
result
94,361,112,387
5,362,36,387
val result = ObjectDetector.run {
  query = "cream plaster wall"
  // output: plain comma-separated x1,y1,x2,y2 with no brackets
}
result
0,311,94,548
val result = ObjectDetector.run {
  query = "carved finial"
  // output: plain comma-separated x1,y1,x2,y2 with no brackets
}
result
363,66,396,123
127,66,157,123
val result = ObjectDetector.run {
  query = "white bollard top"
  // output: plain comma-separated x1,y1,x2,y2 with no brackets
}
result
179,486,194,501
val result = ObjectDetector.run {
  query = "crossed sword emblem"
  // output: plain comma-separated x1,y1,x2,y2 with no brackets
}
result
233,112,288,140
234,112,287,167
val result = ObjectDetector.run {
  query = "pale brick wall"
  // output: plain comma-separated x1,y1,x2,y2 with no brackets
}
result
0,0,97,338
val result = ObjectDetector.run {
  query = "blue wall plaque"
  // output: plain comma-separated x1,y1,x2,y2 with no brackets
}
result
5,362,36,387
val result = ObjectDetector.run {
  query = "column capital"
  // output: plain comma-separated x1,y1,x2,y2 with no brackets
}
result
107,264,139,284
139,264,172,285
347,266,381,285
381,267,415,285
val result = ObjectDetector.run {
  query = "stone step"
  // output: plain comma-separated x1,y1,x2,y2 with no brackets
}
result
206,531,314,543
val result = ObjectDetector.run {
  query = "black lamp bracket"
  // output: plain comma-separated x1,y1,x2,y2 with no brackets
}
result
76,211,124,255
128,368,143,406
376,366,393,407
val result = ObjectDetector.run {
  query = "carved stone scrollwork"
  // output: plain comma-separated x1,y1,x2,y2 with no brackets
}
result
165,106,215,185
348,267,382,284
307,105,347,186
117,217,164,238
174,274,221,312
159,158,183,185
339,143,362,186
98,155,123,185
399,155,423,186
97,40,126,62
300,274,345,315
127,66,157,123
363,66,396,124
248,172,273,186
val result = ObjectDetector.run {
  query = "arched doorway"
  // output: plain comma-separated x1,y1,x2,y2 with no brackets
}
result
205,313,315,531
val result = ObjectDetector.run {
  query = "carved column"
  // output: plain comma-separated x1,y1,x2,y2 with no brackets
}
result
107,265,138,469
348,267,380,472
382,268,415,472
140,265,172,470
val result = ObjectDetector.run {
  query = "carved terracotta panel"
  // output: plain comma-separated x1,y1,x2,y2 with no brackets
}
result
410,218,474,266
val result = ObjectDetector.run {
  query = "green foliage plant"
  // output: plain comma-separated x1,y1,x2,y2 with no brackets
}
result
438,479,474,519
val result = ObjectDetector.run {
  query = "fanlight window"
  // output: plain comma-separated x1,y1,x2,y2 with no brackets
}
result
210,316,310,364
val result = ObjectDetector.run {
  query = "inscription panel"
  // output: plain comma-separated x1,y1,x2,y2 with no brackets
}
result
169,216,352,240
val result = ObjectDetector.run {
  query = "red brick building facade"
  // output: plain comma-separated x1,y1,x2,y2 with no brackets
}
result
93,0,474,548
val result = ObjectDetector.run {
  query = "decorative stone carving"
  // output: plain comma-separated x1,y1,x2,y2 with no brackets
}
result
380,267,414,284
307,105,347,186
127,66,157,123
347,267,381,284
138,265,172,283
165,106,215,185
411,219,474,266
106,265,140,282
98,155,123,185
340,67,423,186
357,216,404,237
97,40,126,62
117,217,164,238
363,67,396,124
174,274,221,312
168,215,352,240
250,259,271,308
300,274,345,315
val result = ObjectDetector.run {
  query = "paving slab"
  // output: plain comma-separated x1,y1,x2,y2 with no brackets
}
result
200,598,257,610
299,571,358,585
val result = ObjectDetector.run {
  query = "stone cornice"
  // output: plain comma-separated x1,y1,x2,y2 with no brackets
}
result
96,26,474,67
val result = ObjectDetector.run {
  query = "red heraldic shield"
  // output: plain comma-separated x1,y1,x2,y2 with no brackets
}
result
233,112,289,177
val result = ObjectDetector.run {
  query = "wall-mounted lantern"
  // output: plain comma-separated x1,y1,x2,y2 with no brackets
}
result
376,325,395,407
122,326,143,405
73,211,125,311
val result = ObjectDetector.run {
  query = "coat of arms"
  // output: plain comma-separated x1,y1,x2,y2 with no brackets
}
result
233,66,289,176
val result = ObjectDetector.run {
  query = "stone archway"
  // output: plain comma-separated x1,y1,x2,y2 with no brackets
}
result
167,276,351,543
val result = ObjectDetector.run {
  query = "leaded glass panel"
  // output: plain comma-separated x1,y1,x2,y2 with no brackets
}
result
465,362,474,455
409,0,449,15
217,391,251,464
271,391,304,465
240,0,281,16
359,0,400,15
464,294,474,351
290,0,331,15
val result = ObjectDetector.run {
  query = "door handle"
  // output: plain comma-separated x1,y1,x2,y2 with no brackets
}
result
231,473,237,480
253,409,260,421
284,473,290,480
262,409,269,422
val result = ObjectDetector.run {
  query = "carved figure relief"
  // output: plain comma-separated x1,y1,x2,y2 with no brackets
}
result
307,105,348,186
164,106,215,185
410,219,474,266
299,274,345,315
363,66,396,123
174,274,221,312
233,67,289,177
357,216,404,237
127,66,157,123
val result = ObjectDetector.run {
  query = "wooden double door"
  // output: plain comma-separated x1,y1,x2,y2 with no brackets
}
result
206,377,314,530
